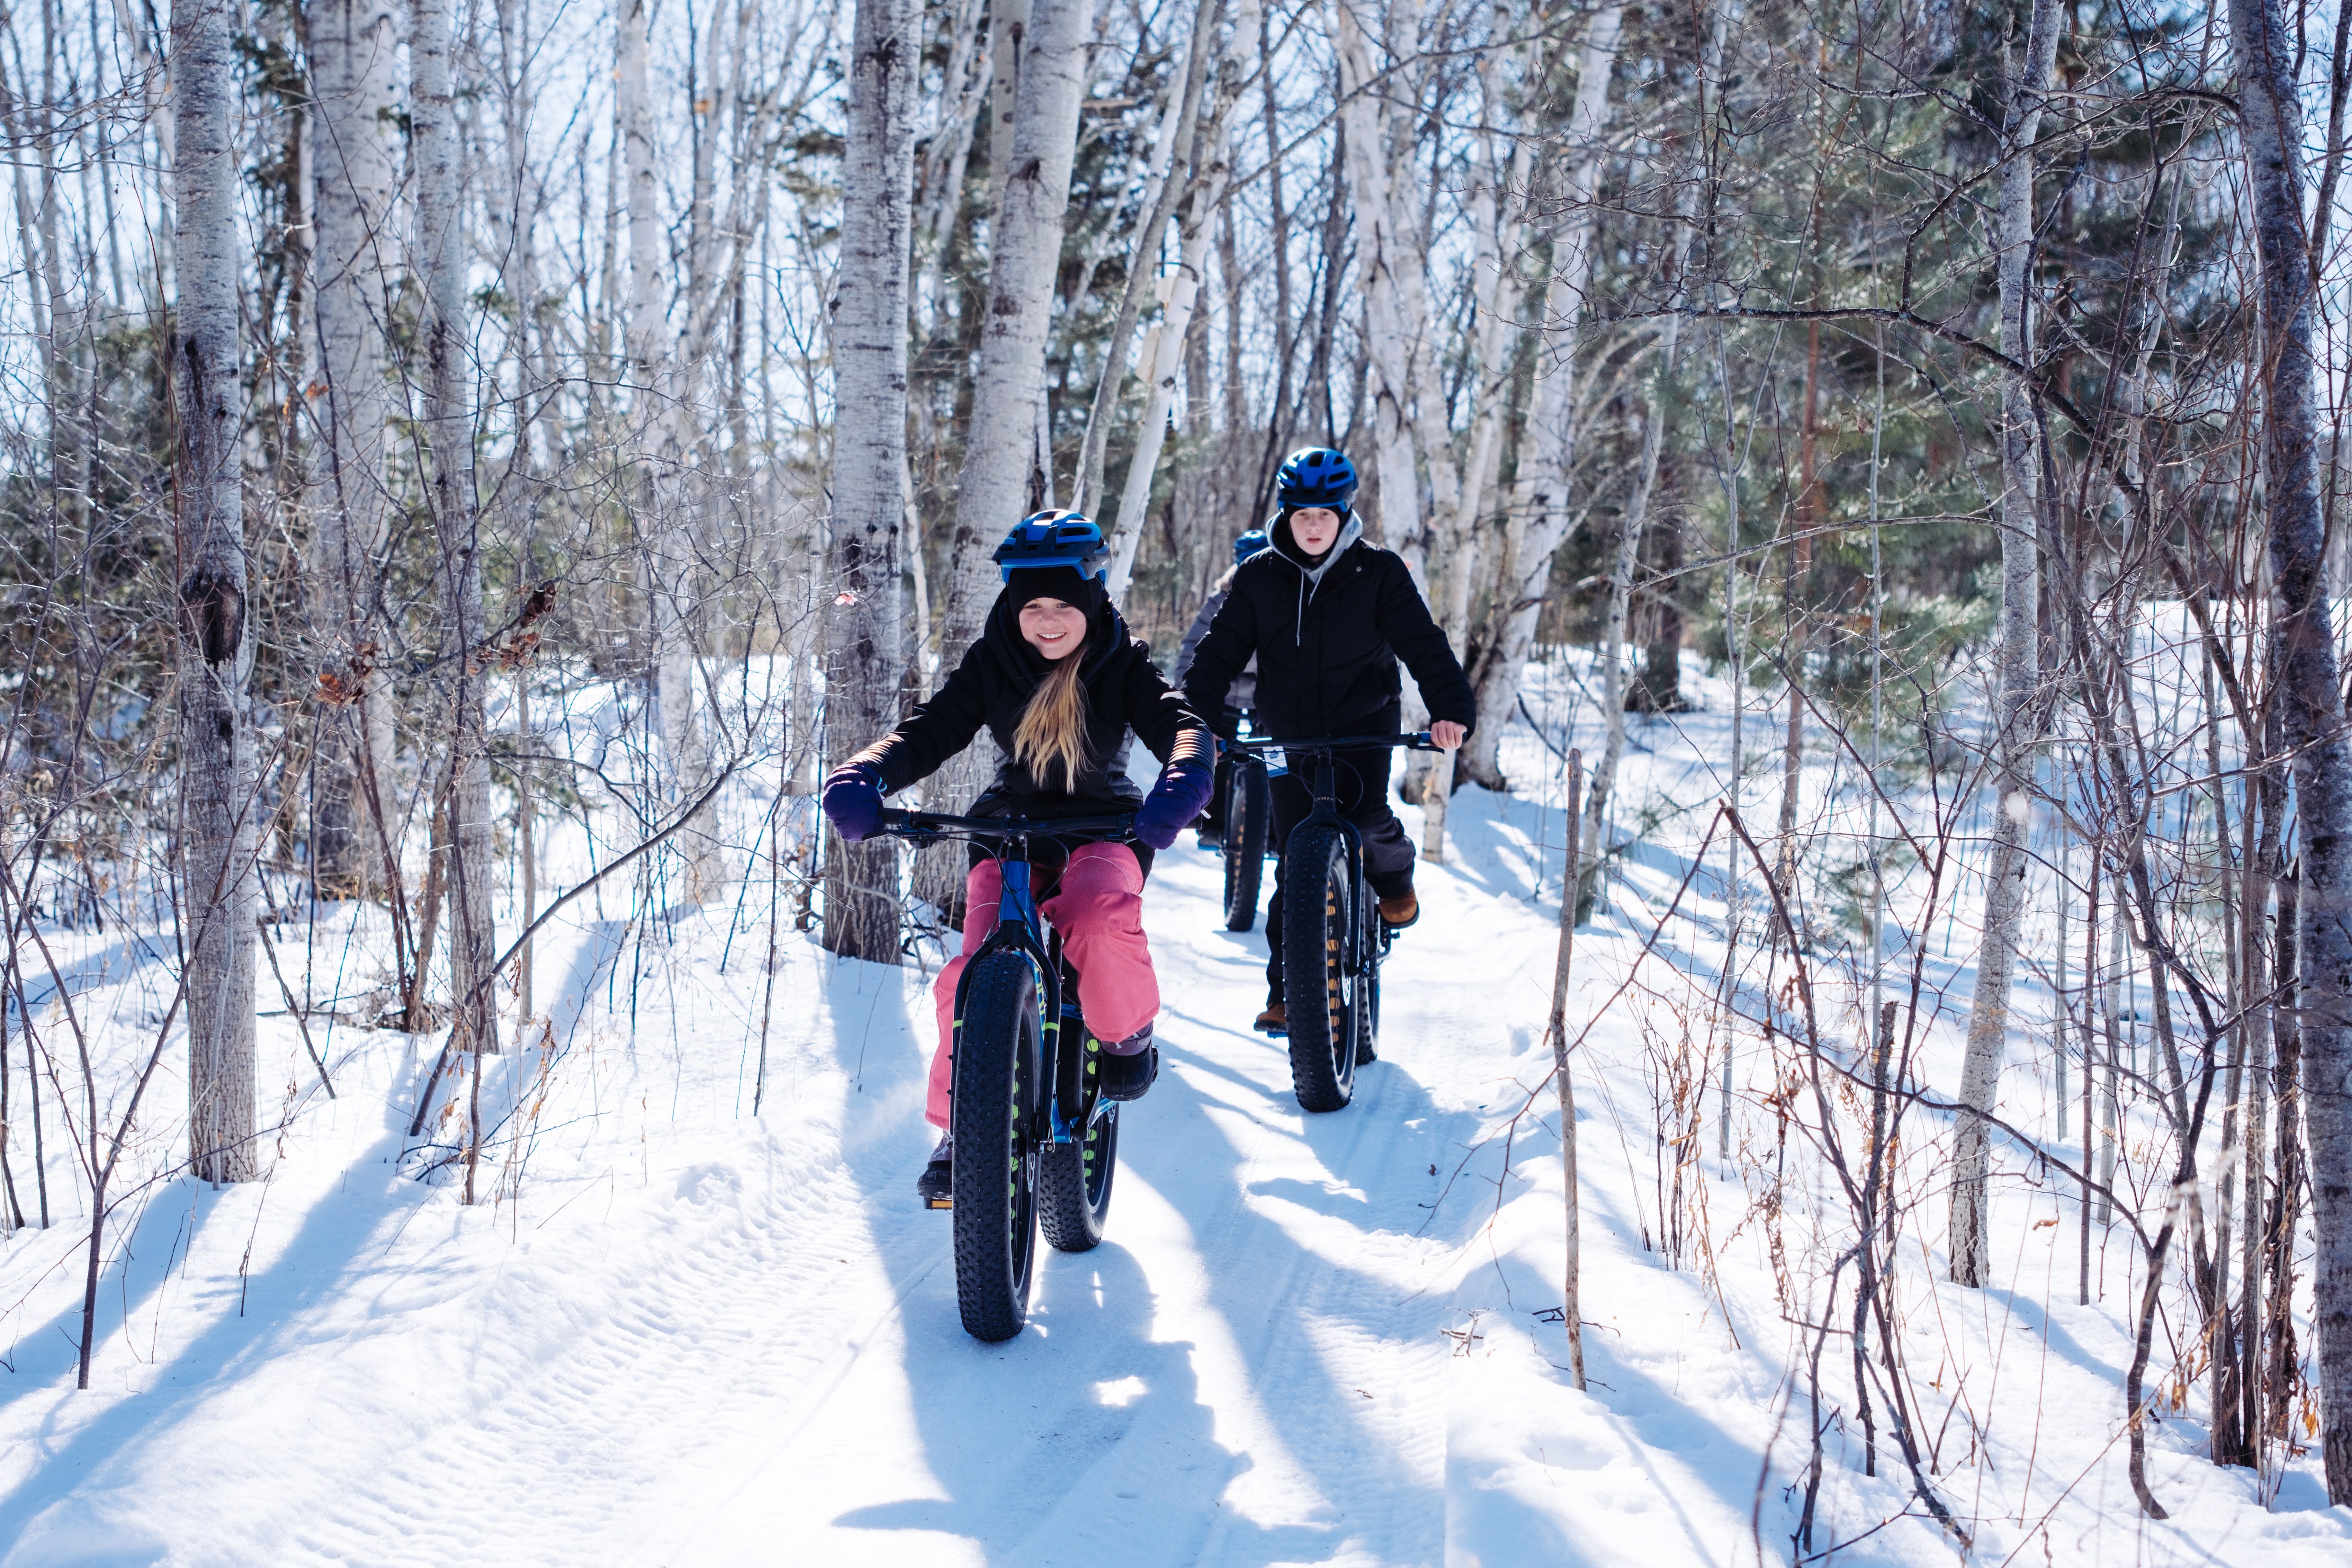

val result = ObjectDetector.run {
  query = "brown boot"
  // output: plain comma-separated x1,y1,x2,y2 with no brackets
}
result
1253,1003,1286,1036
1378,892,1419,929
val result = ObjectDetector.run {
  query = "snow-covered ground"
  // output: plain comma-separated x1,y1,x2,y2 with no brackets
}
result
0,657,2347,1565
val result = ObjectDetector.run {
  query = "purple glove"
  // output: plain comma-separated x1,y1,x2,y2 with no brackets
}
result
1135,760,1214,850
822,762,885,842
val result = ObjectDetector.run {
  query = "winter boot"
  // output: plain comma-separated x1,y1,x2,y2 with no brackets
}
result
1098,1027,1158,1102
916,1132,954,1208
1377,891,1419,929
1254,1001,1287,1036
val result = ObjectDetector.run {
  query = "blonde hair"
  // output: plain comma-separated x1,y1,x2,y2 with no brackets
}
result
1013,647,1091,789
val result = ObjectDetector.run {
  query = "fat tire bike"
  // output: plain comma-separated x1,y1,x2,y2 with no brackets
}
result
1221,733,1443,1113
878,808,1138,1342
1218,710,1272,931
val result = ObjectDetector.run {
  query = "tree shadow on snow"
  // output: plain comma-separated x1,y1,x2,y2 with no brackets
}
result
0,1124,418,1551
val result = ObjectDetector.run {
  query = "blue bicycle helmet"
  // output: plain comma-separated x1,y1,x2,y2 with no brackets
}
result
1233,528,1271,567
994,509,1109,580
1275,447,1358,514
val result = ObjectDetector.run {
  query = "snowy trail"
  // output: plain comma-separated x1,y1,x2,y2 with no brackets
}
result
663,844,1480,1566
7,679,2352,1564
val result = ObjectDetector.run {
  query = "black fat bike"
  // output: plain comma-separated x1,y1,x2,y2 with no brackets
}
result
1221,733,1443,1113
1217,709,1272,930
878,808,1137,1342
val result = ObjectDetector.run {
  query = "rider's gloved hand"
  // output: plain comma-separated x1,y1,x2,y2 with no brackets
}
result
821,761,886,842
1136,760,1214,850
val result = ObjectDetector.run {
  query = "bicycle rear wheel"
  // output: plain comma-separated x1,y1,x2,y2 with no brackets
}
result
1222,763,1270,931
949,953,1043,1341
1039,1031,1120,1252
1280,825,1358,1112
1356,879,1382,1066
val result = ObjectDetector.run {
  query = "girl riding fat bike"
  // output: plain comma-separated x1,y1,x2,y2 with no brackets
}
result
820,512,1215,1203
1180,447,1477,1034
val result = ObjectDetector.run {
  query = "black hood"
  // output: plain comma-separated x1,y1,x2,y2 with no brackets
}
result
982,588,1122,682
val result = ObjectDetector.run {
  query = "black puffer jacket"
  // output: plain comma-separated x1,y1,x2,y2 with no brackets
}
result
849,594,1212,818
1174,564,1256,711
1182,512,1476,741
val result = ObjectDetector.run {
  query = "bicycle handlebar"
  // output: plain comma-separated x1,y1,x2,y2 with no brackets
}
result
1224,732,1443,755
877,808,1138,841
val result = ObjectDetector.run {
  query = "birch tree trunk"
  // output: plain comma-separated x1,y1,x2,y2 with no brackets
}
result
1074,0,1220,515
2232,0,2352,1499
824,0,918,964
1103,0,1256,598
615,0,719,904
922,0,1094,867
305,0,400,896
1950,0,2060,1287
1328,0,1429,583
1577,349,1675,920
912,0,991,325
174,0,259,1184
1461,6,1623,786
414,0,497,1061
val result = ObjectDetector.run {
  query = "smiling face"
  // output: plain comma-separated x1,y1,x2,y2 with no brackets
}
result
1290,506,1343,557
1018,596,1089,660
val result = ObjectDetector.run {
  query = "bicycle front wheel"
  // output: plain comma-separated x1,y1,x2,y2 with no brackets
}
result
950,952,1044,1341
1281,825,1358,1112
1222,763,1270,931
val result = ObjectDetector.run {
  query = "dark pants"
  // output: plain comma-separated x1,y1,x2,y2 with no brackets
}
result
1264,746,1415,1002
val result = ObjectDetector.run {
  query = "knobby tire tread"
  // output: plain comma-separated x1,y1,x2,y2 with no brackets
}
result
1282,826,1356,1112
1039,1031,1118,1252
950,954,1040,1341
1223,764,1270,931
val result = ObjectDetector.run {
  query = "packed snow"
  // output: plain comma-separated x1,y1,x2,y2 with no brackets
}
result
0,655,2347,1566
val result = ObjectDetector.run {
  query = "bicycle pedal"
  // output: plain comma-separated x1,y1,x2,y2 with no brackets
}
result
925,1195,954,1211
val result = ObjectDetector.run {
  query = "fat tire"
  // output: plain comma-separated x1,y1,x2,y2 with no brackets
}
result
1222,763,1270,931
1357,881,1382,1066
1039,1032,1119,1253
949,953,1043,1341
1282,825,1358,1112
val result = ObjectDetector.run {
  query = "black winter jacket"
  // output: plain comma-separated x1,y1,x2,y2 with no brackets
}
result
1173,564,1256,711
1182,516,1476,741
849,594,1212,819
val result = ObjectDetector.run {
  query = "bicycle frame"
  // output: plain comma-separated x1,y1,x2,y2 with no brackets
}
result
879,809,1135,1147
1224,732,1441,922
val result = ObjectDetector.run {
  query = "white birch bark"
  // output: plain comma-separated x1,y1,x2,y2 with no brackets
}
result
982,0,1036,223
616,0,721,901
1950,0,2060,1287
1462,6,1622,786
174,0,258,1183
414,0,497,1059
305,0,400,895
924,0,1096,844
912,0,992,327
1329,0,1431,588
2231,0,2352,1501
824,0,918,963
1074,0,1220,514
1102,0,1258,598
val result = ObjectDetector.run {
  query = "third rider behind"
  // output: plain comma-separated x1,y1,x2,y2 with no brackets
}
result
1180,448,1476,1035
1174,527,1270,846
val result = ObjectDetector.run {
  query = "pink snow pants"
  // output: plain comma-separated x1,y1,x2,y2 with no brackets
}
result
927,843,1157,1129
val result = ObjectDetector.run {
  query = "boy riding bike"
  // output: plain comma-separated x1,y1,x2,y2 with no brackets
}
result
1179,448,1475,1034
821,513,1214,1201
